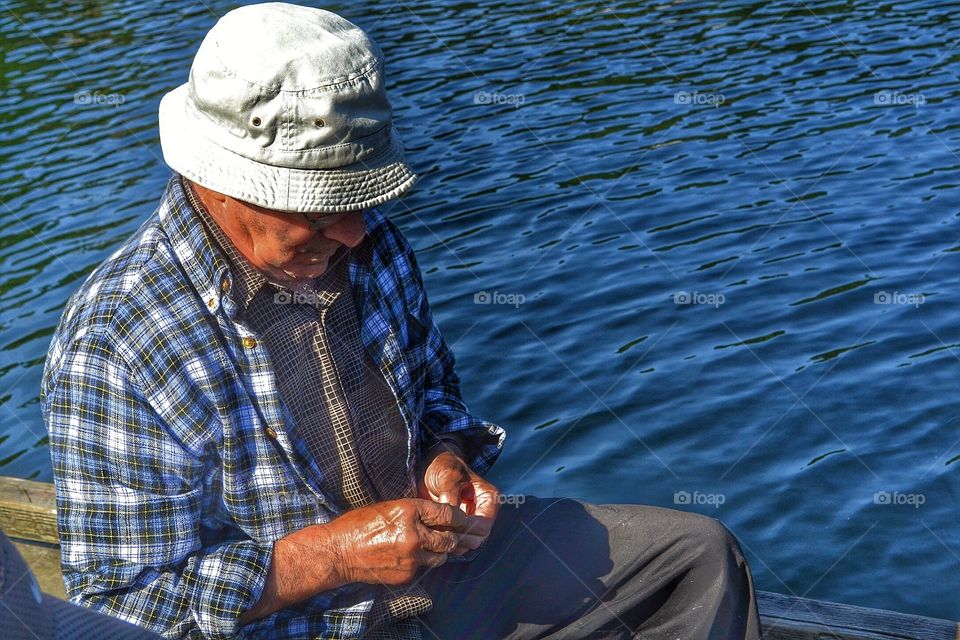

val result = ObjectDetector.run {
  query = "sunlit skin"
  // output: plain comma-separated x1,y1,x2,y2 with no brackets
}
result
185,179,503,624
188,181,366,286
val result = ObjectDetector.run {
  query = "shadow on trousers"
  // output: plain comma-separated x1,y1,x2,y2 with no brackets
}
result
415,495,761,640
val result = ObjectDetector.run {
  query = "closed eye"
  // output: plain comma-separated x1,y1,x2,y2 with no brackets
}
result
303,213,344,230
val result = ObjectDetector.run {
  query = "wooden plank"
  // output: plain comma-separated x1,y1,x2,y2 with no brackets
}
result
0,476,58,544
11,539,67,599
759,591,960,640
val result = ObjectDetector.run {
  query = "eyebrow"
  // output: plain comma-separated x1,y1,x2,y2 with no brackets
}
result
304,212,346,229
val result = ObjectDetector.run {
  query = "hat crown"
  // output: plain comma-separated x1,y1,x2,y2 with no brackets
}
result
186,2,392,170
207,3,378,91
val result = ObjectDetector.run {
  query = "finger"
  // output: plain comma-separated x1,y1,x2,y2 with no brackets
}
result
457,532,487,550
451,531,489,556
473,498,498,520
417,522,460,554
424,458,471,507
463,514,494,537
433,474,467,508
416,549,449,569
472,485,501,520
437,489,461,507
417,498,469,532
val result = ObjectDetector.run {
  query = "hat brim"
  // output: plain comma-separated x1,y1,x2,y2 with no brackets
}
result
159,84,418,213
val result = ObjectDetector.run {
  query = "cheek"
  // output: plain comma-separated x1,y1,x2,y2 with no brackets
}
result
265,220,313,251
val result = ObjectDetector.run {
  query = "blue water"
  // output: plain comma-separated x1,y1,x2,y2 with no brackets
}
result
2,0,958,619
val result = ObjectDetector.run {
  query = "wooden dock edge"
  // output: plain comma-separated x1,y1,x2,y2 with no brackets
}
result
0,477,956,638
758,591,959,640
0,475,58,544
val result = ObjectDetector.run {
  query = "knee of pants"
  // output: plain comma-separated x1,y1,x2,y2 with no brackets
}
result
679,513,746,571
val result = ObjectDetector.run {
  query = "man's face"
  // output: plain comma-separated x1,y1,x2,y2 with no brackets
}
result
193,182,366,284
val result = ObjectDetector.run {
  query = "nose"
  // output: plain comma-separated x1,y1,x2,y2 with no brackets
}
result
320,211,366,247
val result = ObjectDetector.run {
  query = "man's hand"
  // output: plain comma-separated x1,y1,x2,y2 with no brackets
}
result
417,449,499,555
329,498,476,586
240,498,477,624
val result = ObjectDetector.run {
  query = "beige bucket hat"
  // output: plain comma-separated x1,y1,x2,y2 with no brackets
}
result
159,2,417,213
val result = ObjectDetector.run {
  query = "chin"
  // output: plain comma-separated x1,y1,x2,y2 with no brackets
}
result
280,260,330,282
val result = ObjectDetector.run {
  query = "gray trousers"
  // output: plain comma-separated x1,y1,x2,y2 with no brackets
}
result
416,496,761,640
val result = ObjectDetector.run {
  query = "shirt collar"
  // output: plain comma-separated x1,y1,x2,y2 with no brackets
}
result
159,174,233,305
180,175,268,309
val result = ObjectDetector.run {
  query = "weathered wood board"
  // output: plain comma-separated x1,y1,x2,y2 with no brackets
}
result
0,476,58,544
758,590,959,640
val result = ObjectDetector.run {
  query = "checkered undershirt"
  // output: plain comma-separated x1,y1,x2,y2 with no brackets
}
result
184,178,429,639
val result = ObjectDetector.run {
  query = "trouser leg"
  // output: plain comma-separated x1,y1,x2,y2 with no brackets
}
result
416,496,761,640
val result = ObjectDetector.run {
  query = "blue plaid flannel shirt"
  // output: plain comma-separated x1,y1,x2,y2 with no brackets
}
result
39,176,505,639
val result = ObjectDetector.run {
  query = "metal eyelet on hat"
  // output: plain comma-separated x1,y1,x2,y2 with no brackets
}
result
252,116,262,126
314,118,325,127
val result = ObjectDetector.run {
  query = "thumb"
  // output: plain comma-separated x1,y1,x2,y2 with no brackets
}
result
437,489,461,507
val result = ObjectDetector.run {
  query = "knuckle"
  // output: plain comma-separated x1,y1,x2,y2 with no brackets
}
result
443,534,458,553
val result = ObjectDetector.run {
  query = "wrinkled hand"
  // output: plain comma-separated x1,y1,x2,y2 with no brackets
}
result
330,498,482,586
417,450,499,555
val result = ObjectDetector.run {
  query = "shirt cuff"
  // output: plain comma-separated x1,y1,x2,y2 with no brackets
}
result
423,433,468,459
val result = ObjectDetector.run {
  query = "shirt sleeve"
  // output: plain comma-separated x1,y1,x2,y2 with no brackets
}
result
42,331,272,640
394,228,507,476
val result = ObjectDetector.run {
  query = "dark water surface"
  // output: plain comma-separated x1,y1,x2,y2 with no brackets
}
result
2,0,959,618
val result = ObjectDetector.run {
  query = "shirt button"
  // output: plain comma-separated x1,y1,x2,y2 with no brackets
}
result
264,426,278,439
207,298,216,309
220,278,230,293
242,337,257,348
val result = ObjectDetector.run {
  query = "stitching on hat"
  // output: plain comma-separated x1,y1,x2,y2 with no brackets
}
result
280,90,294,150
283,91,293,208
182,157,415,211
292,60,382,96
210,45,381,94
271,124,392,160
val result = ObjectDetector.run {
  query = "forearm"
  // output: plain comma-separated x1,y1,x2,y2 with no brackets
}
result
239,523,346,625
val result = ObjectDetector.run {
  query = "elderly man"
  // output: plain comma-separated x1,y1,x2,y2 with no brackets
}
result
40,4,761,639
